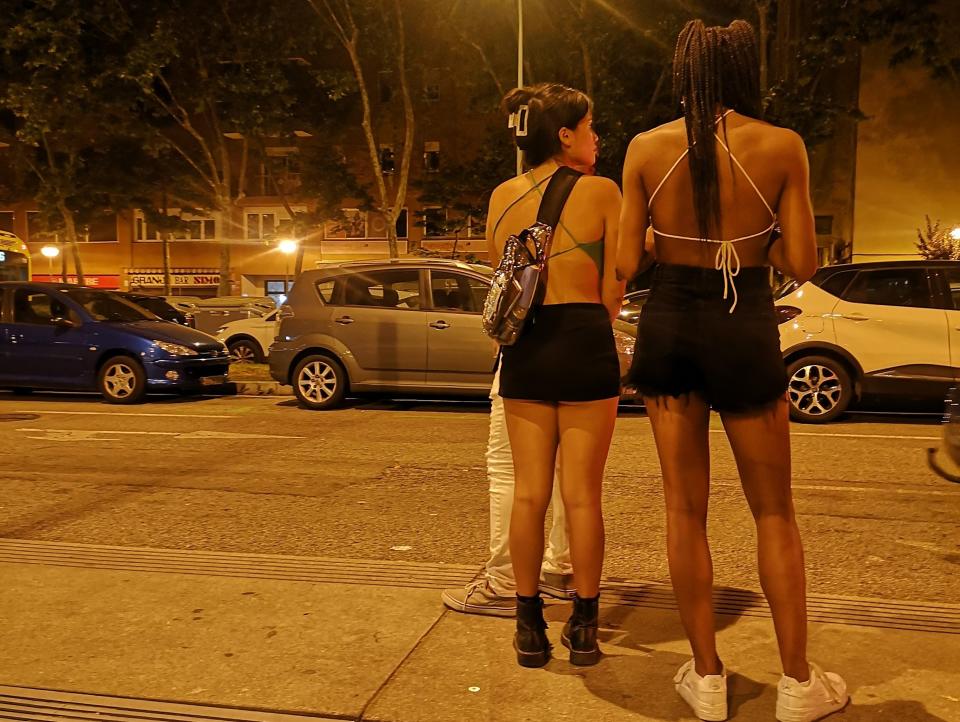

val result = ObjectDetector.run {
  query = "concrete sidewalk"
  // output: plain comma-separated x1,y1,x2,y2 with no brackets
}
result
0,539,957,722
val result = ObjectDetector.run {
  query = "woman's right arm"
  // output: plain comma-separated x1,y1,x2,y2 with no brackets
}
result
771,131,818,283
616,133,652,283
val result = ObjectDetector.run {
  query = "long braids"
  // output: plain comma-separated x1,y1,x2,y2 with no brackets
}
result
673,19,762,241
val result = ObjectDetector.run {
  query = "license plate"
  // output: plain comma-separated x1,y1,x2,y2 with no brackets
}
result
201,375,226,386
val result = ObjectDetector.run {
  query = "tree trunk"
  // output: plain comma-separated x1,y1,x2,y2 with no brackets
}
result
162,234,172,295
756,0,772,99
57,233,67,283
57,202,84,284
217,199,235,295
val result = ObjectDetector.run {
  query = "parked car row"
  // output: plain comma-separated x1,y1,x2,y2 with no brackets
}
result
2,260,956,421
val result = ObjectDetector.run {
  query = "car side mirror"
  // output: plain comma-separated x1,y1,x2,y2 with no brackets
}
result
51,316,75,329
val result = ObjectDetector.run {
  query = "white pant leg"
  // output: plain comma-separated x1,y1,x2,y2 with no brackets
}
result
484,367,571,595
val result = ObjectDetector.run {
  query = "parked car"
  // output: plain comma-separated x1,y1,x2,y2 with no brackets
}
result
115,291,194,327
618,289,650,325
0,282,230,403
216,310,279,363
269,259,637,410
777,260,960,422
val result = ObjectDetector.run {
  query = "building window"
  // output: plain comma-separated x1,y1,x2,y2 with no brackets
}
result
424,141,440,173
423,207,447,238
325,209,366,239
83,213,118,242
396,209,408,239
815,215,834,235
247,212,277,241
0,212,13,233
380,145,395,174
135,212,216,242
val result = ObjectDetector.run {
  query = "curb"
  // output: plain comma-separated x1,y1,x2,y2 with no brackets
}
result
224,380,294,397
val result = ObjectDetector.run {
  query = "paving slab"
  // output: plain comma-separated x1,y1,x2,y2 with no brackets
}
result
364,601,960,722
0,562,442,718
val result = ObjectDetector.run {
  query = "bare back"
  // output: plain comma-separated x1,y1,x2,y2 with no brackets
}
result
486,165,623,315
617,112,818,284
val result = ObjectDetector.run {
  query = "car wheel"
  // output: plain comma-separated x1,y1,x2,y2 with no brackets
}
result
98,356,148,404
786,355,853,423
228,338,264,364
292,354,347,410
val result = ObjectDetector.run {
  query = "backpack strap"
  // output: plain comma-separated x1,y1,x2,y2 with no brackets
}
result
534,166,582,305
536,166,582,229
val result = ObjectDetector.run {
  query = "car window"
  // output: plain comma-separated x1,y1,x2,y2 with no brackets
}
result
815,270,857,299
942,268,960,310
315,279,336,303
61,288,156,321
430,271,488,313
842,269,934,309
12,290,71,325
343,269,421,309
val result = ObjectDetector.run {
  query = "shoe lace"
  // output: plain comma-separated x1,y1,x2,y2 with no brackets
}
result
464,579,487,596
809,663,841,704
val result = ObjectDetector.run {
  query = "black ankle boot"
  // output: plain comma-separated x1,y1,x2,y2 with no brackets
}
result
514,594,550,668
562,594,600,666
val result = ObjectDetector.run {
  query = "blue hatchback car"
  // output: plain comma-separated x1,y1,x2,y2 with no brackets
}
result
0,282,230,403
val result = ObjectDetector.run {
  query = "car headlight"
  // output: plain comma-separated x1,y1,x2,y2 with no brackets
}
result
612,329,635,356
153,340,198,356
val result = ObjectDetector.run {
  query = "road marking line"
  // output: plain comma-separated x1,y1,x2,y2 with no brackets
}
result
16,428,305,440
711,480,953,496
707,429,939,441
11,410,234,419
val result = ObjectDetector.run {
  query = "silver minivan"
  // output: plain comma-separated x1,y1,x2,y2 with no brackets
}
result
269,259,497,409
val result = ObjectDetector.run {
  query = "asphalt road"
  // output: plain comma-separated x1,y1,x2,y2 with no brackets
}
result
1,391,956,604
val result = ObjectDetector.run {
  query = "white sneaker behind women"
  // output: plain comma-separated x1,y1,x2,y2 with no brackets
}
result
674,659,728,721
776,663,849,722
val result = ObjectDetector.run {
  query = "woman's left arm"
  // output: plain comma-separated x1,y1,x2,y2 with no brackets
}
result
599,178,626,321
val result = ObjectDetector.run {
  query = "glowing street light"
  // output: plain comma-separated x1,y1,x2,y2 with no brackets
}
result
278,239,299,294
40,245,60,279
951,226,960,241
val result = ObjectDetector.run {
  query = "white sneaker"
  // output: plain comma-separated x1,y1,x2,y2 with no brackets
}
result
776,663,849,722
674,659,728,721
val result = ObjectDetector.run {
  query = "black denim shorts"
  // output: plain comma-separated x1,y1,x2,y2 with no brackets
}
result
627,264,787,413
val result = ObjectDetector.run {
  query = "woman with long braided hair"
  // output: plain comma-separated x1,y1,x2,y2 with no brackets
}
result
617,20,848,722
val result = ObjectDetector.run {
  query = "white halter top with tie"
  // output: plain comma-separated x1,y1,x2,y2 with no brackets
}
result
647,110,777,312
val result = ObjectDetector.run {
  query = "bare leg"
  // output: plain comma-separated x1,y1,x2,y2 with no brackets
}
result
645,394,722,676
504,399,559,597
555,397,619,598
720,399,809,681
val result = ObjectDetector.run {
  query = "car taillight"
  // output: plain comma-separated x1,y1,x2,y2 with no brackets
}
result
775,305,802,325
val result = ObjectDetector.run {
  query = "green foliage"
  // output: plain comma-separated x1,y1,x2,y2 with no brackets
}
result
916,215,960,260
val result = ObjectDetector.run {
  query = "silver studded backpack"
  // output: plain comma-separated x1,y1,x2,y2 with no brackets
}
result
482,167,582,345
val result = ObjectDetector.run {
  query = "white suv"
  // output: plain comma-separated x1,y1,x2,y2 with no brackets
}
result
216,310,279,363
777,260,959,422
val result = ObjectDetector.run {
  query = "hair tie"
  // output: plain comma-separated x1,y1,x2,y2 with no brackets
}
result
507,105,529,137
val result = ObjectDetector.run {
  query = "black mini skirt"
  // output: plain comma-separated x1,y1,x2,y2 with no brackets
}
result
627,263,788,412
499,303,621,402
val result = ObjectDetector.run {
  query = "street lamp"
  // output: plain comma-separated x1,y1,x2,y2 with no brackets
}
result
951,227,960,241
40,245,59,280
278,239,299,295
516,0,524,176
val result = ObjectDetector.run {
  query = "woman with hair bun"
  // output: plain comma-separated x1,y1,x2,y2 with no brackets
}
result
487,82,624,668
617,19,847,722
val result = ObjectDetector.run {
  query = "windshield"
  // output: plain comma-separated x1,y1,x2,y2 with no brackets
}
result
62,289,158,322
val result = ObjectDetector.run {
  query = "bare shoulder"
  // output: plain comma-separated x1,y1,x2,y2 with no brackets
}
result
626,118,685,161
580,174,620,195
